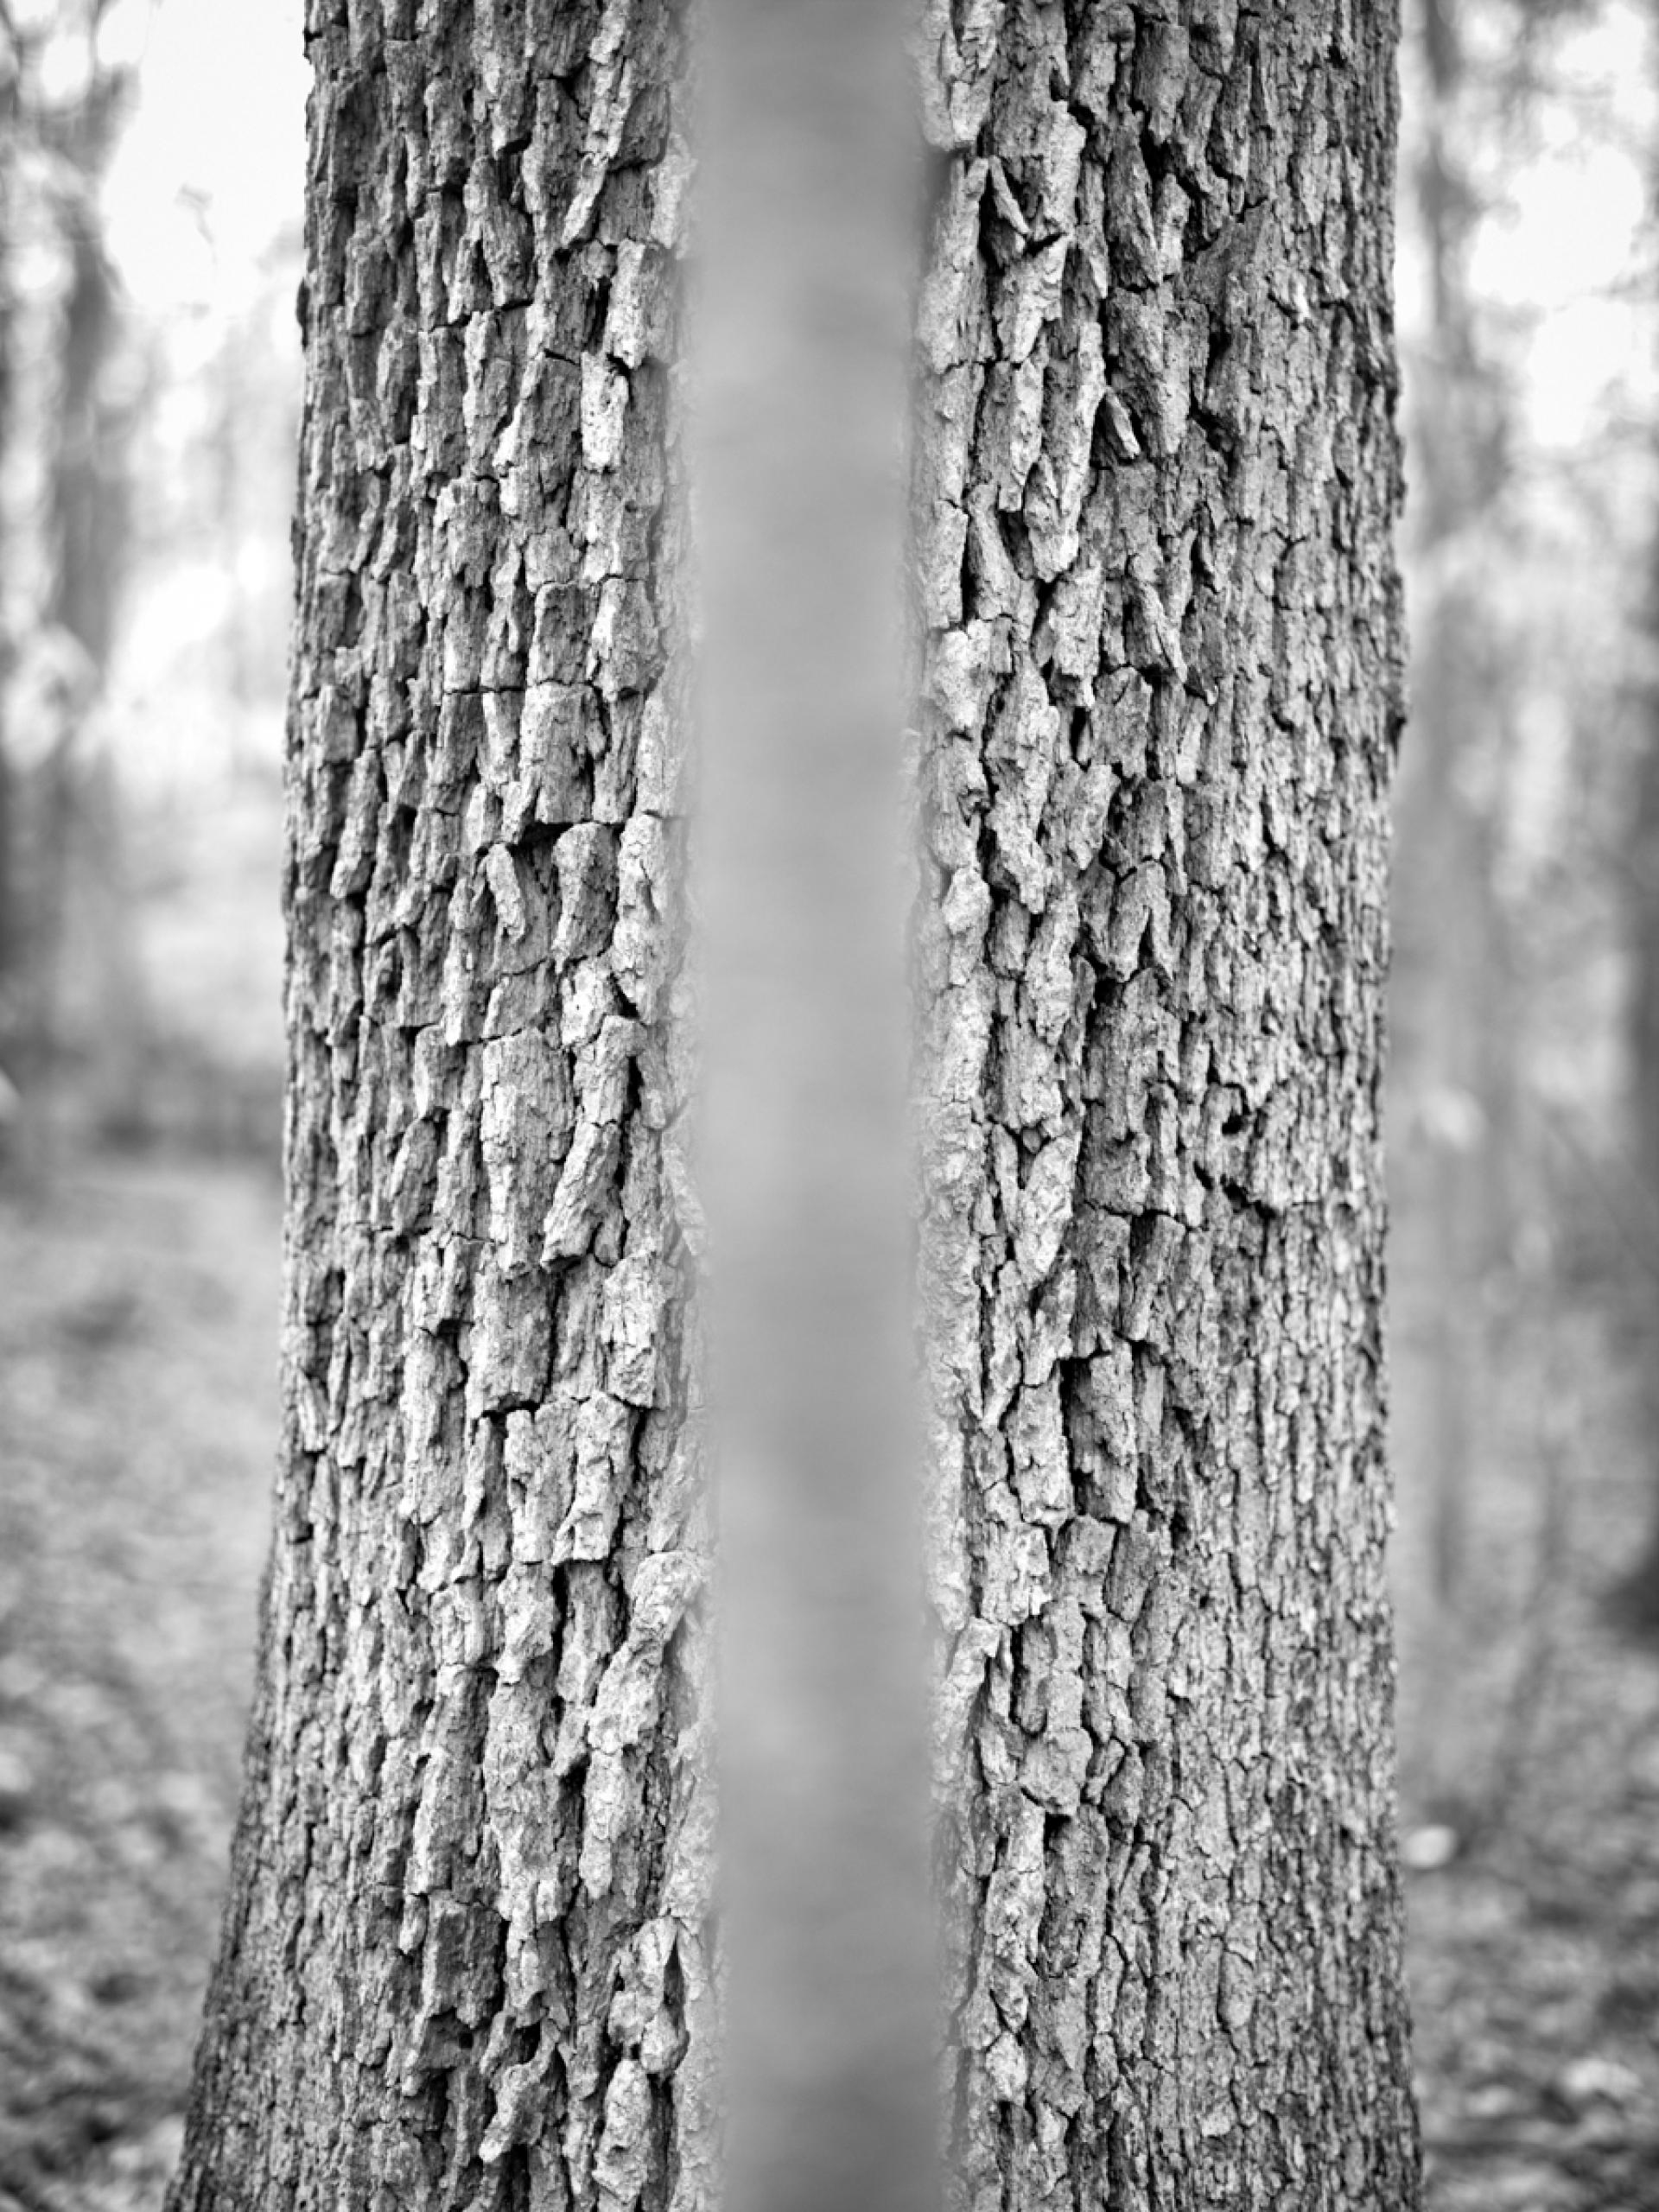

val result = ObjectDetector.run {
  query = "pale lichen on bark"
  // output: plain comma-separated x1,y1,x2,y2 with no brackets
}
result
911,2,1418,2205
169,3,711,2209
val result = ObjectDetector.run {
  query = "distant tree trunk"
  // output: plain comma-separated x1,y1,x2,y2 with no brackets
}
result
38,176,145,1135
0,10,140,1154
1619,638,1659,1624
0,20,20,1111
171,3,1419,2209
912,5,1417,2200
1617,100,1659,1626
48,188,124,674
693,8,937,2212
1385,0,1522,1796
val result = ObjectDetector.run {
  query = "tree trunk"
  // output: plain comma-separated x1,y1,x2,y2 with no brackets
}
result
1615,50,1659,1635
0,11,141,1158
171,3,1419,2209
169,5,709,2208
0,21,18,1111
693,10,938,2212
1612,505,1659,1630
1384,0,1524,1797
911,2,1419,2202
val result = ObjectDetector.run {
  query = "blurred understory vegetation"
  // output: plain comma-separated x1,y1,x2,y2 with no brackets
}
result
4,0,1659,2207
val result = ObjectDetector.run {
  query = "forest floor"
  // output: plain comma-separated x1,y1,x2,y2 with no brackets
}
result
1398,1291,1659,2212
0,1153,1657,2211
0,1155,276,2212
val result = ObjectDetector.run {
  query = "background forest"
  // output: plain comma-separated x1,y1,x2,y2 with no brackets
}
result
1,0,1657,2206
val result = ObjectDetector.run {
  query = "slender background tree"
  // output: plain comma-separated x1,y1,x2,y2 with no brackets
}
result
693,6,937,2212
0,0,144,1166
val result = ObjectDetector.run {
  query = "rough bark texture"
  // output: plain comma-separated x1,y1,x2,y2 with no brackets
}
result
172,3,1419,2209
168,4,709,2209
909,3,1419,2205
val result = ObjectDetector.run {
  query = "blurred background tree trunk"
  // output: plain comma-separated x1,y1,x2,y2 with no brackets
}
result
1612,83,1659,1632
0,0,142,1174
1386,0,1614,1828
1390,0,1518,1807
0,12,23,1134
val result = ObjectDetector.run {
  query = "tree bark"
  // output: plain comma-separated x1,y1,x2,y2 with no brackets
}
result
1385,0,1521,1782
911,3,1419,2203
0,10,141,1157
169,5,709,2208
171,3,1420,2209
